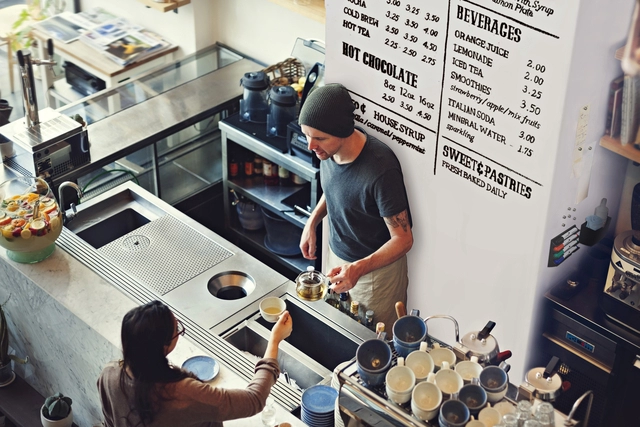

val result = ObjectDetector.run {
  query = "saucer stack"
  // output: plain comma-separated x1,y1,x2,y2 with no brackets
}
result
301,384,339,427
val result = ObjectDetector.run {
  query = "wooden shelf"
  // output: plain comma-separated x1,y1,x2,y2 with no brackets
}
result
137,0,191,13
267,0,325,24
600,134,640,162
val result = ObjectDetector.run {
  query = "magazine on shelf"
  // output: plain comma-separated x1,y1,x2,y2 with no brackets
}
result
63,7,118,30
103,33,157,66
33,12,86,43
79,18,143,51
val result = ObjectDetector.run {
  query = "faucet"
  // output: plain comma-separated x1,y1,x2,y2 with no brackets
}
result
564,390,593,426
16,39,56,128
58,181,83,224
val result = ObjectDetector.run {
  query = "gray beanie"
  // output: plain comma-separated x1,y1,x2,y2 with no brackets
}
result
299,83,355,137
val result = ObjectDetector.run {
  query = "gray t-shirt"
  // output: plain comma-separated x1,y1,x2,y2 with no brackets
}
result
321,130,411,262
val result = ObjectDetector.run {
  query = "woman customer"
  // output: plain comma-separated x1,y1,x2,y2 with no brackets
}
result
97,300,292,426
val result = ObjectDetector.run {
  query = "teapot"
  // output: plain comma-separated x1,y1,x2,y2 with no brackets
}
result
295,266,327,301
457,321,512,366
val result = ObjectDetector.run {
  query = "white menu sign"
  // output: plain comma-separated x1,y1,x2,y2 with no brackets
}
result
326,0,580,203
325,0,581,377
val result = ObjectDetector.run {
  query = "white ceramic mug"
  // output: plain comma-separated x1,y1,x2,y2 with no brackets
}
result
259,297,286,322
455,355,483,384
406,341,434,383
478,404,502,427
411,374,442,421
466,416,487,427
430,343,456,371
434,361,464,398
385,357,415,404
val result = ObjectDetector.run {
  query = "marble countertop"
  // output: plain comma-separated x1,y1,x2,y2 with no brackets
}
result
0,230,305,427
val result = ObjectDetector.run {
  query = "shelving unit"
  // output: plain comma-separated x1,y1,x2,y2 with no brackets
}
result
267,0,325,23
137,0,191,13
220,114,322,280
600,134,640,162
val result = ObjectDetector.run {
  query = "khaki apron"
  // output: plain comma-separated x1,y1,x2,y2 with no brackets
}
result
326,248,408,337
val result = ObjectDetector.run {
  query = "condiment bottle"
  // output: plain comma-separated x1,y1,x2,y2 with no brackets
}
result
376,322,385,334
324,288,339,309
339,292,350,314
365,310,374,330
253,155,263,175
263,159,279,186
229,156,239,178
244,156,254,176
350,301,362,323
278,165,290,186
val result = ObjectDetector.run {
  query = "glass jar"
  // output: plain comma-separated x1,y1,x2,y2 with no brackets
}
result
534,402,555,427
253,155,263,175
516,400,533,427
278,165,290,186
262,159,279,186
502,414,518,427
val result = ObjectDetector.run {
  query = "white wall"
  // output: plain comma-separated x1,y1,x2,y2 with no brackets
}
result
526,0,634,366
210,0,325,65
80,0,325,66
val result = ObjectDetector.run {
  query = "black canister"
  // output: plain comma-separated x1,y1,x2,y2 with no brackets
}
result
266,85,298,137
239,71,270,123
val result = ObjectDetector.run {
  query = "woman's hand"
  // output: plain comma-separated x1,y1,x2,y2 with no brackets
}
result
271,311,292,344
264,311,292,360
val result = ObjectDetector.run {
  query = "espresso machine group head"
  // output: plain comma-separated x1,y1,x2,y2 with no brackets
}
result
0,39,90,185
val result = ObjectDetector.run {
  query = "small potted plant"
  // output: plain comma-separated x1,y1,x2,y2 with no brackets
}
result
41,392,73,427
0,294,29,387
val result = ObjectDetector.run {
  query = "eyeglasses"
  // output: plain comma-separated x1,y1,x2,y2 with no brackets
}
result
171,319,186,340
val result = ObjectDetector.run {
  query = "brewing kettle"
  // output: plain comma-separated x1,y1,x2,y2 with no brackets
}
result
520,356,570,402
457,321,512,365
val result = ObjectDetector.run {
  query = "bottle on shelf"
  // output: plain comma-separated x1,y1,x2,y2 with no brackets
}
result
229,155,239,178
253,155,263,175
263,159,279,186
278,165,291,186
339,292,350,314
244,156,254,177
324,288,339,309
365,310,374,330
350,300,362,323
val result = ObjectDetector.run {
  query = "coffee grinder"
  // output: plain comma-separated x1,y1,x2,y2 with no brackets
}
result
0,42,90,185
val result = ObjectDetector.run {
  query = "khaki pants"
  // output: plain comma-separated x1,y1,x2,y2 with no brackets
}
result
327,248,408,337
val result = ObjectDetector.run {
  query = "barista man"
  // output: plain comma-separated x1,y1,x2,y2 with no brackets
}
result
298,83,413,332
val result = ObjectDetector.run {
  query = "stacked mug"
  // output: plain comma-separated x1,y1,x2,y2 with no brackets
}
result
355,311,512,427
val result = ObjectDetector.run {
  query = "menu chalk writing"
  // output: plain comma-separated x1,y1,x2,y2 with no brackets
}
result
326,0,580,202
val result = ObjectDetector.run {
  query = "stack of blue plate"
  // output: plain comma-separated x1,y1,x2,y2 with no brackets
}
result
301,385,338,427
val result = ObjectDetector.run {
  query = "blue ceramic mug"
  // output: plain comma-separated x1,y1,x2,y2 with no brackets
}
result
458,379,487,416
356,336,392,387
392,309,427,358
438,396,470,427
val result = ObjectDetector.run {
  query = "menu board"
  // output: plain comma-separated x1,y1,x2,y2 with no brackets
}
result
326,0,580,203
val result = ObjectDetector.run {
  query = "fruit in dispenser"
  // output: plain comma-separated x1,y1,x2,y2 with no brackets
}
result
0,192,62,251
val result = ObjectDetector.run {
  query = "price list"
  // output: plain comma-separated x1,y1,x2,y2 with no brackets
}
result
326,0,580,201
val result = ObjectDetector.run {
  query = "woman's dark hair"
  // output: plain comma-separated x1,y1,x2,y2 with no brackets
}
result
119,300,194,426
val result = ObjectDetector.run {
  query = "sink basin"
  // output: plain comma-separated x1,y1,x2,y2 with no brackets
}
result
65,186,164,247
224,323,323,389
221,296,359,390
258,298,359,372
76,208,150,249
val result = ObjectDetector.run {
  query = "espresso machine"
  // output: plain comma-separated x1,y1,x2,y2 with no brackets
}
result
601,183,640,332
0,40,90,185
